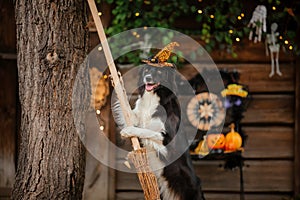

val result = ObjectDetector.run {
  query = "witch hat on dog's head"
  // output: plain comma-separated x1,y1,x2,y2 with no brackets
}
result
142,42,179,67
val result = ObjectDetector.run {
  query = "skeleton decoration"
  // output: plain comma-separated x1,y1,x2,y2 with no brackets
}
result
265,23,282,77
248,5,267,43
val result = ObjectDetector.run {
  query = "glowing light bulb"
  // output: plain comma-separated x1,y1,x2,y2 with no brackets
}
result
272,6,276,11
98,12,102,16
100,126,104,131
241,13,245,17
96,110,101,115
229,30,233,34
198,10,203,14
279,36,283,40
210,15,214,19
135,12,140,17
236,37,240,42
289,45,293,50
284,40,289,44
98,46,102,51
237,16,242,20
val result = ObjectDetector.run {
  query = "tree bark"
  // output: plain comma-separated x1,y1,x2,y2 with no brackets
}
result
13,1,89,199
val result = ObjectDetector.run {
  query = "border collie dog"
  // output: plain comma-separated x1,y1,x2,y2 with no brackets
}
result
113,64,205,200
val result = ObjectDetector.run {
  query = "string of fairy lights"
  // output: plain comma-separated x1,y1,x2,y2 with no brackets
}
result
93,0,298,130
96,1,297,53
97,0,298,55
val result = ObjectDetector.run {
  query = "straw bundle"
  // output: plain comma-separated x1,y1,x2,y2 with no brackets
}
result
87,0,161,199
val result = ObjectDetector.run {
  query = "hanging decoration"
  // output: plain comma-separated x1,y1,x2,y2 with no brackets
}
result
221,82,249,125
89,67,110,111
186,92,225,131
248,5,267,43
189,70,250,160
221,84,248,98
265,23,282,77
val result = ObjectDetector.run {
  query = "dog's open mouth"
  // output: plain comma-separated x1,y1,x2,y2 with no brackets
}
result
145,83,160,92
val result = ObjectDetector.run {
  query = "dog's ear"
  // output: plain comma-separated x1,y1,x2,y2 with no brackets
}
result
157,66,178,95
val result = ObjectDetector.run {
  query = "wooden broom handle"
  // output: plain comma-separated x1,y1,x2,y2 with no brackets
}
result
87,0,141,150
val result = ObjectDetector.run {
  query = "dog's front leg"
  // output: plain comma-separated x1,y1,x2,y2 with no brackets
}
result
120,126,164,141
121,126,167,156
121,118,165,140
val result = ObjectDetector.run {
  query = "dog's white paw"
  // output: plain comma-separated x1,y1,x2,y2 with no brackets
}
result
120,126,139,138
120,126,164,141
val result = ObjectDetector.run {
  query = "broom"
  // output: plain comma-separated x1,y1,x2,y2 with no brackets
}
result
87,1,161,199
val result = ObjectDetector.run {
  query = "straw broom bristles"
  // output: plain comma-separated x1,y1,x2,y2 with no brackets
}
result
128,149,161,200
87,0,161,199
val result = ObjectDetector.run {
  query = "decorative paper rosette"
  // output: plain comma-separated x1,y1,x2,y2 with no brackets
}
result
187,92,225,131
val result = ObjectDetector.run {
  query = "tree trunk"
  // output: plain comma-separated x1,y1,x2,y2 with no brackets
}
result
13,1,89,199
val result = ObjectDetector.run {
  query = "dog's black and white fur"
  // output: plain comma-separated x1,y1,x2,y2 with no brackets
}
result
113,64,205,200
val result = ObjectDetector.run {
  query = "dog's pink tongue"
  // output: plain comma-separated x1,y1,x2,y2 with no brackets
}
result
146,84,155,91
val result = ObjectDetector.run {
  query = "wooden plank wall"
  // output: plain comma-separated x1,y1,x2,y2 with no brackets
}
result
0,1,298,199
114,41,297,200
190,58,296,199
295,56,300,196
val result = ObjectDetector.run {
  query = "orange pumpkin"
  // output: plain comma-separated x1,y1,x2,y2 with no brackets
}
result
207,133,225,149
225,123,242,151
